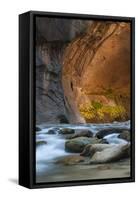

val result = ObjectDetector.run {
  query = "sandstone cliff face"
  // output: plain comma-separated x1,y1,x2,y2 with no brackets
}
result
62,22,130,123
36,18,90,124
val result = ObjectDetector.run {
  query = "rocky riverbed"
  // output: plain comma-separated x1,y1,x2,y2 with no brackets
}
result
36,120,131,183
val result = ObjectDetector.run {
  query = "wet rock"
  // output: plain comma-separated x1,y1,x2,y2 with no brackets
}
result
47,129,56,134
56,155,85,165
118,130,130,141
89,143,130,164
36,126,41,132
80,143,114,157
65,137,102,153
101,139,109,144
36,140,47,147
66,130,94,139
60,128,75,135
96,128,130,139
57,114,69,124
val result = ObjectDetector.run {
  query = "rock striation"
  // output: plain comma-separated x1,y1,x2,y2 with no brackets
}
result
36,18,90,124
36,18,131,124
62,21,130,123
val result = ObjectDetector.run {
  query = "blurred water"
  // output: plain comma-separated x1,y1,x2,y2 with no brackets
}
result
103,133,128,144
36,120,130,175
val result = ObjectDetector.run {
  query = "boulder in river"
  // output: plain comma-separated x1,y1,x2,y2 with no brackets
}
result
118,130,130,141
36,140,47,147
36,126,41,132
56,155,85,165
89,143,130,164
47,129,57,135
59,128,75,135
66,129,93,139
65,136,102,153
96,128,130,139
80,143,115,157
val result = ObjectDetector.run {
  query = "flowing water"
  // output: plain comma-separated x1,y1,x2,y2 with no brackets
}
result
36,121,130,183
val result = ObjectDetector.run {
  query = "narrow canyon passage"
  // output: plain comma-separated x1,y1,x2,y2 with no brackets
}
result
35,17,132,184
36,19,130,124
62,22,130,123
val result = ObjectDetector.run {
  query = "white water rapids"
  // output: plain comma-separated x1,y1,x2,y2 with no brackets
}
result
36,121,130,175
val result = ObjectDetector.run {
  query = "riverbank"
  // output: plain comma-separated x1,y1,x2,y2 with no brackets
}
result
36,158,130,183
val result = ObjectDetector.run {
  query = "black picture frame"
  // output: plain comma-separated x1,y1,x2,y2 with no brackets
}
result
19,11,135,189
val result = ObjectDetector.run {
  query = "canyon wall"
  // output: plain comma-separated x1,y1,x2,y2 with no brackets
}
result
36,18,130,124
62,21,130,123
36,18,90,124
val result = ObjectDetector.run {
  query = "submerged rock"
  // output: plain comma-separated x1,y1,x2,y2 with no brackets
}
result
47,129,58,135
36,126,41,132
96,165,111,170
65,137,102,153
36,140,47,147
56,155,85,165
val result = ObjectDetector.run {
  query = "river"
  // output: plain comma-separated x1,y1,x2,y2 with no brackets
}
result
36,121,130,183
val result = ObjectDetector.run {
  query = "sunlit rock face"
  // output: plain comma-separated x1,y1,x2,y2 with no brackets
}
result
62,22,130,123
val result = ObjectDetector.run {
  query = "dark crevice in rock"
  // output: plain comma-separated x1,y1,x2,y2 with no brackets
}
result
35,18,91,124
